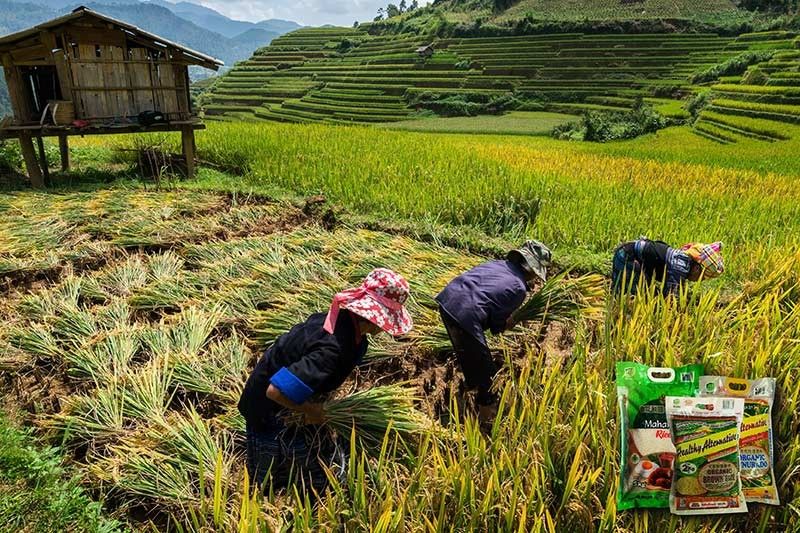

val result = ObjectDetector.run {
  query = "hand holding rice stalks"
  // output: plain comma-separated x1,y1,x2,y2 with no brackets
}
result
512,272,606,326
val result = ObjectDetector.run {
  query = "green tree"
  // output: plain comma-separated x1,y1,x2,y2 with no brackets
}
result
386,3,401,17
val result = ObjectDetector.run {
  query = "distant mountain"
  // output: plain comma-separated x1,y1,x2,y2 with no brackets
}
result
145,0,301,39
79,2,235,63
0,0,55,35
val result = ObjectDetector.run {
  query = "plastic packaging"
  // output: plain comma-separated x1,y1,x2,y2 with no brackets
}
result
666,396,748,515
616,362,703,510
700,376,779,505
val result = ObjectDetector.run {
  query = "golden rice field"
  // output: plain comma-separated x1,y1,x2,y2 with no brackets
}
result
1,121,798,531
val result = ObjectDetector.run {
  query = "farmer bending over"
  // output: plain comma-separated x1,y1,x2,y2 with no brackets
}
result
612,238,724,296
436,241,552,425
238,268,413,494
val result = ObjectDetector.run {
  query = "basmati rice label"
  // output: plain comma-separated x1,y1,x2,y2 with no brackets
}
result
666,396,748,515
700,376,780,505
616,363,703,510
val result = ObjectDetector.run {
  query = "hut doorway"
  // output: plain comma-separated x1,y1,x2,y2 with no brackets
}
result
21,65,62,118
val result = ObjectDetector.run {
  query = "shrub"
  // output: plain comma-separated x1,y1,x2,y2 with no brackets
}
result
552,101,668,142
407,91,520,116
742,66,769,85
0,141,22,172
690,51,774,84
651,85,683,98
687,91,713,118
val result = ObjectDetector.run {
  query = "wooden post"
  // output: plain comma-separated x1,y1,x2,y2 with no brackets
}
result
58,135,70,171
36,136,52,187
19,133,45,188
181,126,196,179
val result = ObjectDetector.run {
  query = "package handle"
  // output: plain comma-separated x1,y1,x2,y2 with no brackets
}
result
647,367,675,382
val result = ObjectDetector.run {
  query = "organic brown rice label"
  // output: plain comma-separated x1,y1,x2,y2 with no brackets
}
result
666,396,748,515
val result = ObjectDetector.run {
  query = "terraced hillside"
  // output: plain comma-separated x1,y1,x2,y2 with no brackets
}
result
204,29,733,122
204,27,800,140
694,30,800,144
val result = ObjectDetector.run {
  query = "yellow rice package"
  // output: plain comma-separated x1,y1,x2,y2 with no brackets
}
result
700,376,779,505
665,396,748,515
616,362,703,510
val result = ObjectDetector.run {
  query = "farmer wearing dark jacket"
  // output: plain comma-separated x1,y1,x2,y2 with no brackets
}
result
436,241,552,423
612,239,724,296
238,268,413,493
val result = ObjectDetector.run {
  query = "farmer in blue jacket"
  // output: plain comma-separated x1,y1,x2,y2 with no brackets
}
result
436,241,552,424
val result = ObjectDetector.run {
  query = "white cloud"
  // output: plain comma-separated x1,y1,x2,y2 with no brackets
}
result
194,0,430,26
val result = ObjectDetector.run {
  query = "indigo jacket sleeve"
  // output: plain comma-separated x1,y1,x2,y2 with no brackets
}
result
270,339,342,405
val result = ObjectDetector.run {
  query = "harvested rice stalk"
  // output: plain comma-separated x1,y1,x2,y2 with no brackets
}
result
65,332,139,383
46,381,126,443
150,409,235,482
89,447,198,505
511,272,606,326
293,385,442,448
120,356,175,422
9,324,61,360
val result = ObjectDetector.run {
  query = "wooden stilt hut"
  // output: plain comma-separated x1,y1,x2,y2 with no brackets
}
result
0,6,223,186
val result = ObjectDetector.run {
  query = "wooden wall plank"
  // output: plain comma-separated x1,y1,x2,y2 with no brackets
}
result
1,52,33,122
41,31,73,103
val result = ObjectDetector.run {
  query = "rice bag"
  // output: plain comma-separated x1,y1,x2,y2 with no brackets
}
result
666,396,748,515
700,376,779,505
616,362,703,510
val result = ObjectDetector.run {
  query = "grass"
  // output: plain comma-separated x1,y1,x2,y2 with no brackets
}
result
0,412,123,532
379,111,575,135
83,121,800,284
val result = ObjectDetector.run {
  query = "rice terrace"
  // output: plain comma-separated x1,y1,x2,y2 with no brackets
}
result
0,0,799,531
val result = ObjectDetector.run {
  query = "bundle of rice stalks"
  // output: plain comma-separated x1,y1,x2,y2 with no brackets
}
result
47,381,126,443
308,385,441,448
170,332,250,401
511,272,606,326
150,409,235,484
89,446,198,505
65,332,139,383
120,356,175,422
51,304,98,346
82,255,148,300
8,323,61,360
129,275,204,311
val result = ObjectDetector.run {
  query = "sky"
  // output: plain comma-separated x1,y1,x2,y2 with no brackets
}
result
194,0,431,27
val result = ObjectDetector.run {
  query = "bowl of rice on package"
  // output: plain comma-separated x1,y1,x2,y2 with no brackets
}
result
665,396,747,515
700,376,779,506
616,362,703,510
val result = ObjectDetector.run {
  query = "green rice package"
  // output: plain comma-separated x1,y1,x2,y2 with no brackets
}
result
616,362,703,510
700,376,779,505
666,396,748,515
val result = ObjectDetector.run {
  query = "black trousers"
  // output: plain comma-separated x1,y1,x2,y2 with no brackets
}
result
439,307,498,406
246,419,330,497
